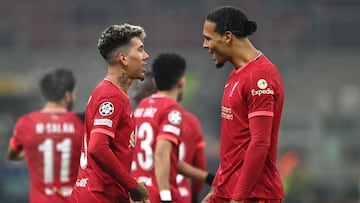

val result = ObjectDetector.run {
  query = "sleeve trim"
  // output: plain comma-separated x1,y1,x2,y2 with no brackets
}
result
9,137,22,151
196,141,206,148
248,111,274,118
91,128,115,138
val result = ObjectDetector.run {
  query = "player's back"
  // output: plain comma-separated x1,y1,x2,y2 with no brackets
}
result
132,93,183,203
14,109,83,203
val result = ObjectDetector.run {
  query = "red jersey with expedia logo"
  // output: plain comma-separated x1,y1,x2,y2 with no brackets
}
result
177,111,206,203
213,54,284,200
9,108,83,203
72,79,135,202
132,93,183,203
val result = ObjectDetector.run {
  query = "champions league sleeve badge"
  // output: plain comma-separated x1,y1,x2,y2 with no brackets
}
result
99,101,114,116
168,110,182,125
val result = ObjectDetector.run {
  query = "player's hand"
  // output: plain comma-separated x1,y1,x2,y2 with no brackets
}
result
129,131,135,148
129,182,149,201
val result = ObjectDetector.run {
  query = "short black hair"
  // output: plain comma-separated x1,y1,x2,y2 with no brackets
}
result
152,53,186,91
40,68,76,102
97,23,146,63
206,6,257,37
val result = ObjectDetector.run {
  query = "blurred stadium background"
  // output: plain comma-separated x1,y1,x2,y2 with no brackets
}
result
1,0,360,202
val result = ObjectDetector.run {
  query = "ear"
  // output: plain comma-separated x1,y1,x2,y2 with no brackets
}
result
224,31,233,45
178,77,186,89
152,78,157,89
64,90,76,102
64,91,72,103
117,52,128,66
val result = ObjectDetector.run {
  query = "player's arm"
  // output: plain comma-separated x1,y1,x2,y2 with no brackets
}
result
7,137,25,160
88,132,148,201
232,116,272,201
176,152,214,186
177,160,209,182
154,138,173,202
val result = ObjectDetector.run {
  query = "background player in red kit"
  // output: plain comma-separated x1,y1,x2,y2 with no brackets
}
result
7,68,83,203
201,6,285,203
71,23,149,203
179,111,207,203
132,53,186,203
131,72,209,203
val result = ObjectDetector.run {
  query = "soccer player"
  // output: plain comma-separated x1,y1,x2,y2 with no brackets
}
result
131,72,209,203
132,53,185,203
7,68,83,203
133,53,202,203
70,23,149,203
201,6,285,203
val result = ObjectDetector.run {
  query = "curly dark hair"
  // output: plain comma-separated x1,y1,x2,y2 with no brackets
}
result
98,23,146,63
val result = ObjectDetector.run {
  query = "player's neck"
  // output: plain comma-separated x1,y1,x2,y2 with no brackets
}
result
232,39,259,69
156,90,178,101
106,68,132,94
44,102,67,111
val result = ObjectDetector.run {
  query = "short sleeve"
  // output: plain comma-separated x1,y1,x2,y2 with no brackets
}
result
157,104,183,145
245,70,275,118
91,94,125,138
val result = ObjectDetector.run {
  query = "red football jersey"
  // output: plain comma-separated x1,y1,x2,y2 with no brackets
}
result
213,54,285,199
9,107,83,203
177,111,206,203
72,79,136,202
132,93,183,203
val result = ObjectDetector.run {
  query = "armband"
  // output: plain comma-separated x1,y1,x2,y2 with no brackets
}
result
205,173,215,185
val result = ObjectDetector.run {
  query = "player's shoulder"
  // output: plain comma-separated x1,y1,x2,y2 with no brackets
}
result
92,81,128,102
247,56,280,80
13,110,42,127
255,55,279,72
93,81,118,95
20,110,42,121
145,94,182,109
165,99,183,112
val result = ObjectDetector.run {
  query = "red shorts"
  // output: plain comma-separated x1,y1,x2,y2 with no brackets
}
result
209,196,282,203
